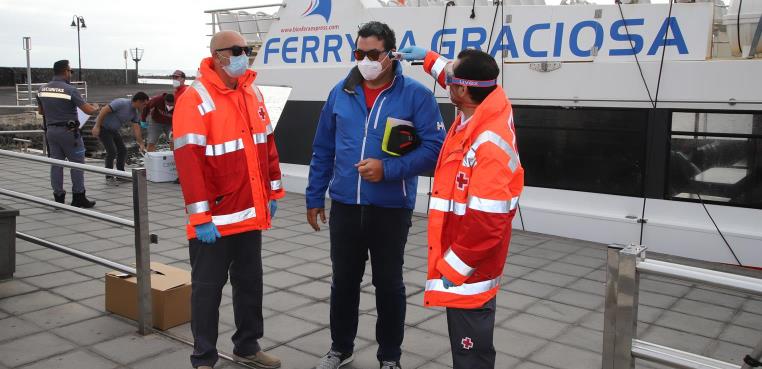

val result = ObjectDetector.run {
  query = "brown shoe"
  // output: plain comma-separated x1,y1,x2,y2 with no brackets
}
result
234,351,281,369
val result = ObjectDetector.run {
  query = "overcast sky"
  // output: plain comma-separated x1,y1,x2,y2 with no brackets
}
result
1,0,682,72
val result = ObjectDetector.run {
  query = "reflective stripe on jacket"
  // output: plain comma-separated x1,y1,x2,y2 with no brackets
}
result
423,51,524,309
173,57,284,239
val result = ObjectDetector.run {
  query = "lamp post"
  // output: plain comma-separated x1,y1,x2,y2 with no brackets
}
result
22,37,32,105
70,15,86,81
130,48,144,83
124,50,128,85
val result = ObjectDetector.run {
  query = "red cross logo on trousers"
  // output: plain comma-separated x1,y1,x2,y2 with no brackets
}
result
258,106,267,121
461,337,474,350
456,171,469,191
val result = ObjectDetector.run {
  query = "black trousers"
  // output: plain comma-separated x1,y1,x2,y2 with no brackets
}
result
446,298,497,369
99,129,126,171
329,201,412,362
189,230,263,368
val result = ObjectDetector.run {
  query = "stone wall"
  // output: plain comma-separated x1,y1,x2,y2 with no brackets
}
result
0,68,138,86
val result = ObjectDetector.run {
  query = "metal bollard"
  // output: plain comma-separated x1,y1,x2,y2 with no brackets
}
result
602,245,623,369
613,244,646,369
132,168,153,335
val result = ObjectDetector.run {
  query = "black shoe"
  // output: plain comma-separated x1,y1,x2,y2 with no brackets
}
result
71,192,96,208
53,193,66,204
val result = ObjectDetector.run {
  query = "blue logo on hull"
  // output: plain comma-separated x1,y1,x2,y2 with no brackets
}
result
303,0,332,23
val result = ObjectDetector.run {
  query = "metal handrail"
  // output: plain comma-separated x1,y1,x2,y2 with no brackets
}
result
603,244,762,369
0,149,152,335
0,130,44,135
17,232,136,275
0,149,131,178
0,188,134,227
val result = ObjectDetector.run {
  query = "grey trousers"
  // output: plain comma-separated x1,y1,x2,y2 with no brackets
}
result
46,125,86,195
447,298,497,369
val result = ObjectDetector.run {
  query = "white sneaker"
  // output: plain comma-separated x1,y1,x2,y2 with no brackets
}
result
316,350,353,369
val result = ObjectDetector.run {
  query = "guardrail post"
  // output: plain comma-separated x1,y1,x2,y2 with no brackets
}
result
602,244,624,369
132,168,153,335
613,244,646,369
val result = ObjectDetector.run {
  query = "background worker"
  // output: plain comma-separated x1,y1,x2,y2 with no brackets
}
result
141,92,175,152
36,59,99,207
398,46,525,369
92,93,149,181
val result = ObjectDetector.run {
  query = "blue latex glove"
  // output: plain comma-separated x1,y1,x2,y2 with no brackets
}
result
139,121,148,129
269,200,277,219
194,222,221,244
397,46,428,61
442,276,456,289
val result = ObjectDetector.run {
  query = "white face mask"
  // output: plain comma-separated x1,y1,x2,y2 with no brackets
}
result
172,79,182,88
357,56,386,81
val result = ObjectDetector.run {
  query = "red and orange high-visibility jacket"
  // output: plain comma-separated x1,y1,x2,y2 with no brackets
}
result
173,58,284,240
422,51,524,309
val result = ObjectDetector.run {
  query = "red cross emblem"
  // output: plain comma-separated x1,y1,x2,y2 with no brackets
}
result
461,337,474,350
258,106,267,121
456,171,469,191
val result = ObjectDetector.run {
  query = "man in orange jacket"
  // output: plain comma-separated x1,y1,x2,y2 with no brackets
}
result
398,47,524,368
173,30,283,369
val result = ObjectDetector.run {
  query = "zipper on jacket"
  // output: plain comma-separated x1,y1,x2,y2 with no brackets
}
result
356,76,397,204
402,178,407,198
373,97,387,130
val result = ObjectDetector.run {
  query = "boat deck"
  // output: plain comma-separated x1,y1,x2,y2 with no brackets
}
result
0,156,760,369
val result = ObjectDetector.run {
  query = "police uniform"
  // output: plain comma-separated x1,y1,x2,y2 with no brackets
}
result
37,75,90,203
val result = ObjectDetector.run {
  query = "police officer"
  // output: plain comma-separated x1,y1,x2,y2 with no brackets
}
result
37,60,99,208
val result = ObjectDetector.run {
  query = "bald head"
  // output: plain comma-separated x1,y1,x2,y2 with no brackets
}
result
210,31,247,55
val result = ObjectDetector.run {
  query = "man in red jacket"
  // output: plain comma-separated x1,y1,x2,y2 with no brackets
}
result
141,92,174,152
398,47,524,369
173,30,283,369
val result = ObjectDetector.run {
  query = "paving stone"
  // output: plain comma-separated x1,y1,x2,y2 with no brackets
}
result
501,313,567,340
708,340,754,365
544,261,594,277
52,315,136,346
719,324,760,348
742,298,762,315
0,280,38,299
639,291,679,309
496,292,539,311
131,348,193,369
684,288,747,310
263,254,308,269
24,270,91,289
263,314,321,343
641,326,713,354
0,290,68,314
671,298,737,322
530,342,599,369
493,327,548,358
265,344,320,369
20,302,102,329
18,349,119,369
417,314,450,336
262,291,313,312
12,261,63,278
503,279,558,299
734,311,762,331
263,270,311,289
547,289,603,310
524,300,590,324
565,278,605,296
0,332,76,367
288,302,330,325
349,344,428,369
515,362,556,369
640,277,692,297
555,326,603,353
0,316,42,341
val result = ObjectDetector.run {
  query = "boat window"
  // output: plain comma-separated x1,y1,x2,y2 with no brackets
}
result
669,112,762,209
513,106,648,197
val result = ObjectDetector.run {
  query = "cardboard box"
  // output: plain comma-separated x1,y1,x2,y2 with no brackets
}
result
144,151,177,182
105,262,191,330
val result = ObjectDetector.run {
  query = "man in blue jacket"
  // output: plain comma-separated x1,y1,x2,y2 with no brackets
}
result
306,21,445,369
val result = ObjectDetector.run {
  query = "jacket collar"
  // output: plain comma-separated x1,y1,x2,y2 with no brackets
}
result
52,76,70,84
197,57,256,94
460,86,508,137
342,60,403,94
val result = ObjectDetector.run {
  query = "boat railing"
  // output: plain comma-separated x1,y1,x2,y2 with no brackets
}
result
602,244,762,369
204,3,284,48
0,149,154,335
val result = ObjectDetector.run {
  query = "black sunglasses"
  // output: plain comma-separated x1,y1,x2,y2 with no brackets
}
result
354,49,390,62
215,45,253,57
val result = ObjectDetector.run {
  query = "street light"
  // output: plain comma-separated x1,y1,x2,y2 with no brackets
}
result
70,15,86,81
130,48,144,81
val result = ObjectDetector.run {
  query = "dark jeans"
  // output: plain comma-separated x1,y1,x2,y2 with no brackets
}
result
98,129,126,171
189,230,264,368
329,201,412,362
